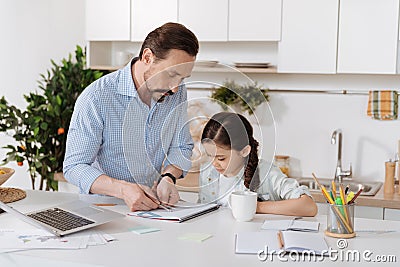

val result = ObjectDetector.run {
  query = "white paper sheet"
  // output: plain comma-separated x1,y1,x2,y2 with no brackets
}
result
0,229,115,250
0,254,105,267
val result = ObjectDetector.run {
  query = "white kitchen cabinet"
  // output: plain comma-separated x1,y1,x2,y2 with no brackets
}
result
85,0,131,41
277,0,339,74
354,206,384,220
337,0,399,74
384,208,400,221
228,0,281,41
131,0,178,42
178,0,228,41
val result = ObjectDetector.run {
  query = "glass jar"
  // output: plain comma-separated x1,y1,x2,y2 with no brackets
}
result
274,155,290,177
326,203,355,238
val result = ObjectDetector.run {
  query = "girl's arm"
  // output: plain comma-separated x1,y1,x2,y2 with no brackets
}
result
256,195,318,217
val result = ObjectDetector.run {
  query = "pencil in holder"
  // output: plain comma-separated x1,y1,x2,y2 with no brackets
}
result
325,203,356,238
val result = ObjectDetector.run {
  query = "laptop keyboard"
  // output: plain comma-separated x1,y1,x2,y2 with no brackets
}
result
27,207,95,232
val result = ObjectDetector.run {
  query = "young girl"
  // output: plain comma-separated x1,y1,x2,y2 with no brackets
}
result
199,112,317,217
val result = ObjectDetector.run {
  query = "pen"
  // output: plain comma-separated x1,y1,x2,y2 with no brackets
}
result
348,188,363,204
142,189,172,212
157,204,172,212
346,191,355,203
345,185,350,195
329,191,334,202
277,231,284,249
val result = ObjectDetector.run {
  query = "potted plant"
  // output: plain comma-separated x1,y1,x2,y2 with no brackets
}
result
0,46,103,190
210,80,269,115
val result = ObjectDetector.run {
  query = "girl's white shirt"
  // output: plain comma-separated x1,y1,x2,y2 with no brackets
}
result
198,159,311,206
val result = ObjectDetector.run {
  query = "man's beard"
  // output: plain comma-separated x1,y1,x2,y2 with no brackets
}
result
143,70,175,103
156,89,174,103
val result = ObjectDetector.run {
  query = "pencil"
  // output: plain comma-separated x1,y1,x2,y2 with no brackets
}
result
312,173,322,187
339,184,347,205
312,173,334,204
277,231,284,249
93,203,117,206
331,181,337,199
339,184,350,224
321,188,335,205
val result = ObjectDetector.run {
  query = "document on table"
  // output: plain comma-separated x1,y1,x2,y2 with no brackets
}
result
128,202,220,222
0,229,115,250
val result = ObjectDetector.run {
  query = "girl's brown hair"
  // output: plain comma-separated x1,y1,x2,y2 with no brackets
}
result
201,112,260,191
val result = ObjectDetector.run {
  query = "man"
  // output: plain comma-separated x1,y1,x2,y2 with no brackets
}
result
63,23,199,211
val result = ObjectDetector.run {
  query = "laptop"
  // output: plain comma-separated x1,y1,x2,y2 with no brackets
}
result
0,200,125,237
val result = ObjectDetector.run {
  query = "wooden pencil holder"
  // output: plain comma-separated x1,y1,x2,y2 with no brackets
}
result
325,203,356,239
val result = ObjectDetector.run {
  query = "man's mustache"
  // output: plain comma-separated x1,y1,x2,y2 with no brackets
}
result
153,89,174,94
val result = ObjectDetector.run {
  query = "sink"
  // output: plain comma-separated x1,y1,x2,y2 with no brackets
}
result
295,177,382,196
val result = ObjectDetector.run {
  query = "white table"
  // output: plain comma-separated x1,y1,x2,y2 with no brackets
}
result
1,190,400,266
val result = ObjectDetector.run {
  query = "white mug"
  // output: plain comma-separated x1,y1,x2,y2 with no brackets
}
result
229,190,257,222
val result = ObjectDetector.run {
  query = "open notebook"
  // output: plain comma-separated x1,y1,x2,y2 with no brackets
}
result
235,231,328,255
128,202,220,222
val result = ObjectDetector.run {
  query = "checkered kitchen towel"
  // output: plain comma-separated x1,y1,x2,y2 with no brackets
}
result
367,90,398,120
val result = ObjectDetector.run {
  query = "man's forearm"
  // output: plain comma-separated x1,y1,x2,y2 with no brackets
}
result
162,165,183,180
90,174,128,198
63,163,105,194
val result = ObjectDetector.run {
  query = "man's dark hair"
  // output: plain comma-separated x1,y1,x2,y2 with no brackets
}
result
139,22,199,60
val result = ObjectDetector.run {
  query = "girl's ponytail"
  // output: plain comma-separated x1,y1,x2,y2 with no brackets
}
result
244,138,260,191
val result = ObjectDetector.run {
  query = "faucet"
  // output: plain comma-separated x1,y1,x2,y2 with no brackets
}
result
331,129,352,184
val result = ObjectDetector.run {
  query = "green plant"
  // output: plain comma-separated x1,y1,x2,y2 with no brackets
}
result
210,80,269,114
0,46,103,190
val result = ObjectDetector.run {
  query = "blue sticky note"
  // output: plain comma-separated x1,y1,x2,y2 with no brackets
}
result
178,233,213,242
129,225,160,235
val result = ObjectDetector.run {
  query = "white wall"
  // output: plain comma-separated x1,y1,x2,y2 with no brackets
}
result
1,2,399,189
187,70,400,182
0,0,85,189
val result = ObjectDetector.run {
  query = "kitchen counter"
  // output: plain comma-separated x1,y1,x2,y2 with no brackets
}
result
177,173,400,209
311,185,400,209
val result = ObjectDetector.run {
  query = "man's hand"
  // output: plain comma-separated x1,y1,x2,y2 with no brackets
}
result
121,183,159,212
155,177,179,205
